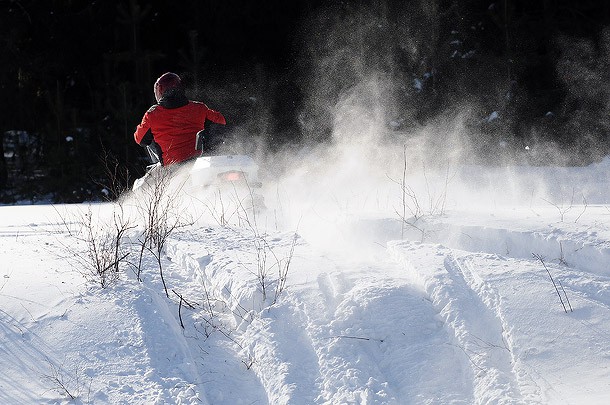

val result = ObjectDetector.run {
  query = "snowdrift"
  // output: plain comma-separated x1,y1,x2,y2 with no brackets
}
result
2,157,610,404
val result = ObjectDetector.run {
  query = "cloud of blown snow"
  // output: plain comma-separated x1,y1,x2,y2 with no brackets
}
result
141,2,610,256
254,3,474,254
251,1,610,256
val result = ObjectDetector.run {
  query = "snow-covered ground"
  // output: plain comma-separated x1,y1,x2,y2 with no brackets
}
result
2,155,610,404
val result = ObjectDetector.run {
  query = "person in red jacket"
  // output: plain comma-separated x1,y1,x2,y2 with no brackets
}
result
134,72,226,166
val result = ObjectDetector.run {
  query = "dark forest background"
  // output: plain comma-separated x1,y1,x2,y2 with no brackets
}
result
1,0,610,203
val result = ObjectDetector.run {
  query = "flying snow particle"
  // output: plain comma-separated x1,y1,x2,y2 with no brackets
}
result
486,111,499,122
413,78,423,92
462,50,476,59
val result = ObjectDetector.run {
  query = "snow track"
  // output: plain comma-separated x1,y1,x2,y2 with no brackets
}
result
168,232,473,404
4,201,609,403
389,242,529,404
162,208,610,404
389,234,610,404
305,274,469,404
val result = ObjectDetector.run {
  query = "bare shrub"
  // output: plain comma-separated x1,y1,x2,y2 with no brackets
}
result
542,189,575,222
197,189,240,227
55,202,134,288
274,231,298,303
132,166,193,296
389,145,423,225
231,183,297,305
194,179,295,306
533,253,573,313
96,150,132,201
389,145,453,240
41,358,92,402
542,188,588,223
172,289,197,329
422,162,452,217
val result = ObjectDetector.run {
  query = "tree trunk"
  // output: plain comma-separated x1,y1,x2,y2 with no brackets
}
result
0,131,7,190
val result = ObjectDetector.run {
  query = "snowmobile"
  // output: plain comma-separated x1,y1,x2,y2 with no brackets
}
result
132,130,265,210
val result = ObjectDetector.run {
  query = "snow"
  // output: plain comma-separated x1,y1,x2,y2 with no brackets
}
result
2,155,610,404
485,111,499,122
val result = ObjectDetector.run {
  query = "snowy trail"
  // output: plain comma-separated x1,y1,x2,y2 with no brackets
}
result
3,192,610,403
162,204,610,405
389,239,610,404
168,230,474,404
389,242,525,404
303,270,470,404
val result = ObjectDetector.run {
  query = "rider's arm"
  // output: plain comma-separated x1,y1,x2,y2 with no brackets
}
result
134,107,156,146
204,105,226,125
136,127,154,146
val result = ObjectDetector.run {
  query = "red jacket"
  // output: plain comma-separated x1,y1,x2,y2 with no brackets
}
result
134,99,226,165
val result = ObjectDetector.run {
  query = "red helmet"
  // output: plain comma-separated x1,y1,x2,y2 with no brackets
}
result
154,72,182,102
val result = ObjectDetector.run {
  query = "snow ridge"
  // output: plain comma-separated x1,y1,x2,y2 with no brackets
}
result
389,241,526,404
